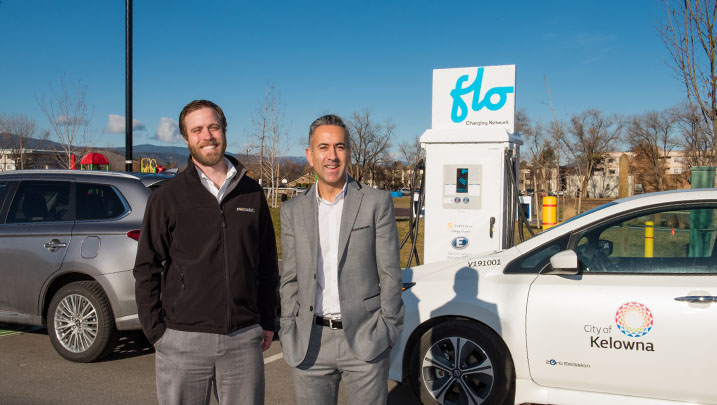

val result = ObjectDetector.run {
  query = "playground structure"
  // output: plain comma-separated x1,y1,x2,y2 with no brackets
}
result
140,157,166,173
72,152,110,171
69,153,167,173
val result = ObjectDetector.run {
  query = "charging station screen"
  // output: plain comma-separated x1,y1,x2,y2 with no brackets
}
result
456,168,468,193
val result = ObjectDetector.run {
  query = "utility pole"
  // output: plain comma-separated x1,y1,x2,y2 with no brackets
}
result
125,0,133,172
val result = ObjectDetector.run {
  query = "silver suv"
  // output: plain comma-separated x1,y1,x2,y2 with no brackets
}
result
0,170,171,362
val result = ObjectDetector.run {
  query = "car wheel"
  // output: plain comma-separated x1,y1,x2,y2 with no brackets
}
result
409,319,514,405
47,281,118,362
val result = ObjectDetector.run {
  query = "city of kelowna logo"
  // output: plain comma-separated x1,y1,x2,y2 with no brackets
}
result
449,67,514,123
585,302,655,352
615,301,654,337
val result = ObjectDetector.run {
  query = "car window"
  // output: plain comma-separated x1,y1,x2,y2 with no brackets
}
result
7,181,71,223
0,181,8,207
504,233,570,274
574,205,717,274
76,183,127,220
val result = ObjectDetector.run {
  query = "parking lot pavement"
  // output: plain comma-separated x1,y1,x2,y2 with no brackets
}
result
0,328,419,404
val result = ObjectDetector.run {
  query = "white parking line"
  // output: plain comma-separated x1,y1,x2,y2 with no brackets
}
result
263,352,283,364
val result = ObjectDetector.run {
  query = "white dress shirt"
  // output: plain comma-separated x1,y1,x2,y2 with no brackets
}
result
195,158,237,203
315,181,348,319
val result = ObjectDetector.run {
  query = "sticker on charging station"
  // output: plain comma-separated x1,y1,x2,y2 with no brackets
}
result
451,236,469,250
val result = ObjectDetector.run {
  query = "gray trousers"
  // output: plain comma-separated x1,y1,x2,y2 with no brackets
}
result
291,322,390,405
155,325,264,405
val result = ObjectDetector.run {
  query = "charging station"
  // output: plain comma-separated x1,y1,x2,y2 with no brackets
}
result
421,65,522,264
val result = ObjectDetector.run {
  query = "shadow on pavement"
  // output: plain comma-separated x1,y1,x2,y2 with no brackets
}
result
103,330,154,362
388,381,420,405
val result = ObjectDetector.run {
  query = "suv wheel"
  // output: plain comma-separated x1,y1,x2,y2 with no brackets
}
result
47,281,118,362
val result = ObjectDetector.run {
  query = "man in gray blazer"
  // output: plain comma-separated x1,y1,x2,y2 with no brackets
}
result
279,114,404,404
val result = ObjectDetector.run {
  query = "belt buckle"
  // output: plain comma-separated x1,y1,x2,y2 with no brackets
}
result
328,318,339,330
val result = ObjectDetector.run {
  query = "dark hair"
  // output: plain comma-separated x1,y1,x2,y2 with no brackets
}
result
179,99,227,139
308,114,348,146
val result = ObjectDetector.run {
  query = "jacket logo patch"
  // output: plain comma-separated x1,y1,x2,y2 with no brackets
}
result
236,207,256,213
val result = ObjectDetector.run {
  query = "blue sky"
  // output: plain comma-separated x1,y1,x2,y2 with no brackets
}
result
0,0,684,157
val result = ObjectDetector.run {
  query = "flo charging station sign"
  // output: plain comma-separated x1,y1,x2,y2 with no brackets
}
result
422,64,519,263
432,65,516,133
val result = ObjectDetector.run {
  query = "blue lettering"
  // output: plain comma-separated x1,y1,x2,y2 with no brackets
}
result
449,67,514,123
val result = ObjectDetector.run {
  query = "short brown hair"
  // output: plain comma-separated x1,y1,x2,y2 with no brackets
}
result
179,99,227,139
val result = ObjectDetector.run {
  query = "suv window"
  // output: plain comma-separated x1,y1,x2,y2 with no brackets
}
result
0,181,8,207
7,181,71,223
76,183,127,220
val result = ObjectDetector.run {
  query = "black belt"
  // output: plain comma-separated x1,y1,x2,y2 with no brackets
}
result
315,316,343,329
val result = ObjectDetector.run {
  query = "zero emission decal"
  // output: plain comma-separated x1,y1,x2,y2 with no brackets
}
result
586,302,655,352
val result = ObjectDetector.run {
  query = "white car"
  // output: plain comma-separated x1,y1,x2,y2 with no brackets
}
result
390,189,717,405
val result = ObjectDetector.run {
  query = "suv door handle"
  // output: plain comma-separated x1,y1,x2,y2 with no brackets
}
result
675,296,717,303
44,239,68,252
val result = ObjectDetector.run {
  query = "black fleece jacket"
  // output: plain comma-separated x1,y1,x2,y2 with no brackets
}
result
133,155,278,344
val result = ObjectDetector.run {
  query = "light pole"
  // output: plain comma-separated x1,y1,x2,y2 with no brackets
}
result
125,0,133,172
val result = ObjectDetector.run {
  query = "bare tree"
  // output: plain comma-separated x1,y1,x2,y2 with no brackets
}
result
659,0,717,160
348,109,393,184
397,134,424,189
0,114,38,170
36,75,93,168
248,83,287,207
627,108,679,191
399,134,424,168
677,101,714,166
518,110,556,223
544,75,566,193
562,109,623,212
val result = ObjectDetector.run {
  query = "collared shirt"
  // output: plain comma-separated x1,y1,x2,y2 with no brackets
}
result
315,179,348,319
195,158,237,203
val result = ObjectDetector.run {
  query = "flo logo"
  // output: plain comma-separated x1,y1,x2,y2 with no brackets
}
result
615,302,654,338
450,67,514,123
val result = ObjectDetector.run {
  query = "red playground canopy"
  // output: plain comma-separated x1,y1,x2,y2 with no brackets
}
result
80,153,109,165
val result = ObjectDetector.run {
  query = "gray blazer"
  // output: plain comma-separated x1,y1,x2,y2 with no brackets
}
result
278,177,405,367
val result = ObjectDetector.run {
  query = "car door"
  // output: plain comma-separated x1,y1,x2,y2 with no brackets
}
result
0,180,73,321
526,203,717,403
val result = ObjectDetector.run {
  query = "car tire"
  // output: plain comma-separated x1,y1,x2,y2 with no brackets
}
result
47,281,118,362
408,319,514,405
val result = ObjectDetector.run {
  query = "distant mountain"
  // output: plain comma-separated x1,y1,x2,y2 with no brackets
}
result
106,144,189,168
2,135,305,169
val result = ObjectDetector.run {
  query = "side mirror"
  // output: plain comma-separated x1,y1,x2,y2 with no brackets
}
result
543,250,579,275
598,239,613,256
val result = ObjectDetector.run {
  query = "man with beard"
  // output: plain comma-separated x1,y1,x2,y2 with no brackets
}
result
134,99,278,405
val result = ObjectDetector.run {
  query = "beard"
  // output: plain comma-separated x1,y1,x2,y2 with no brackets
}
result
188,138,226,167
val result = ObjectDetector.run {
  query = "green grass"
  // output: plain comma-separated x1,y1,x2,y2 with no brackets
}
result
392,196,412,209
0,323,40,336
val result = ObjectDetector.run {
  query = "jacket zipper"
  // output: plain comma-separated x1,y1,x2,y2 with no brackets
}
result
220,207,231,332
172,272,185,314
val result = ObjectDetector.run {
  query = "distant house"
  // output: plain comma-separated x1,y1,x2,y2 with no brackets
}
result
520,150,692,199
288,173,315,188
0,148,64,171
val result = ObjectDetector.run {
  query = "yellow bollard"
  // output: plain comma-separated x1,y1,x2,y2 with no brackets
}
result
645,221,654,258
542,196,557,230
